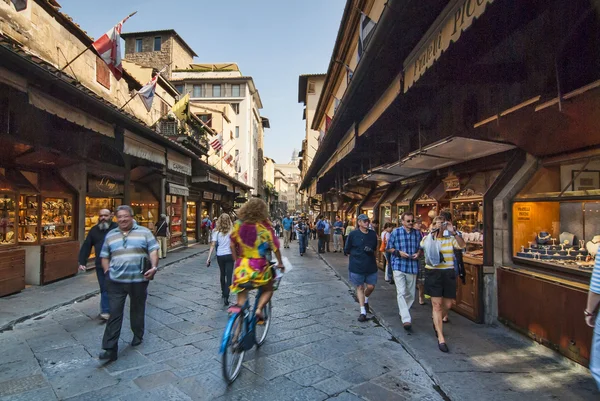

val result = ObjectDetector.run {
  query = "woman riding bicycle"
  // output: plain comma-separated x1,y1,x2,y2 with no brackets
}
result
229,198,284,320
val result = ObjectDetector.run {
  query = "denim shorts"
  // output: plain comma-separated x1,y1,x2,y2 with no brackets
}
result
349,272,378,287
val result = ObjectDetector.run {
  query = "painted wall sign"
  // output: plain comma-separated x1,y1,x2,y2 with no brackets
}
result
168,183,190,197
516,205,531,221
88,176,123,196
404,0,495,92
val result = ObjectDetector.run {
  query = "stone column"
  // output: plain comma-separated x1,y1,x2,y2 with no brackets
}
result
123,155,131,205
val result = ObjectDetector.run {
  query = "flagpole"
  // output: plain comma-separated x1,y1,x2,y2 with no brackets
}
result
119,92,139,111
60,11,137,72
60,44,93,72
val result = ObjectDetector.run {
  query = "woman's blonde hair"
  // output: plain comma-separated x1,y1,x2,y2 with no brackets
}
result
237,197,269,223
216,213,232,234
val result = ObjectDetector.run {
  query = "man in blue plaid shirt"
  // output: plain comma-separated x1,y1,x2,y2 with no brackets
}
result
386,212,422,330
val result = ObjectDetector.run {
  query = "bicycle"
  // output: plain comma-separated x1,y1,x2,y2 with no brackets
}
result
220,264,280,384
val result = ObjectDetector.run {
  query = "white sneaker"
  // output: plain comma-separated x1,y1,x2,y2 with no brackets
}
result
100,313,110,320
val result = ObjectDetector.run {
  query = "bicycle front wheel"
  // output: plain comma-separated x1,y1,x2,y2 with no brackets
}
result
222,312,245,384
255,301,272,347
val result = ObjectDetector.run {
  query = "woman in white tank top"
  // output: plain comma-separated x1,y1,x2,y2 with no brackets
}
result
206,214,234,306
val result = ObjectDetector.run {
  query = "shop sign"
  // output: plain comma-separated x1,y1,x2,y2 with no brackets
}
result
168,183,189,197
213,193,222,201
167,149,192,176
443,174,460,192
404,0,495,92
204,191,214,200
208,172,220,184
89,176,123,195
516,205,531,221
124,130,166,165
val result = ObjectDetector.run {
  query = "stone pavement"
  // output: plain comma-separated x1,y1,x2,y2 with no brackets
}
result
310,239,599,400
0,243,209,332
0,243,444,400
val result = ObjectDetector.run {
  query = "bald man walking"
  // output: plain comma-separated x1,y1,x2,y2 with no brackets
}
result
79,209,118,320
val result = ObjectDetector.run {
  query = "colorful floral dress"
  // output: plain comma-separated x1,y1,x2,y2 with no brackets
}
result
230,220,280,294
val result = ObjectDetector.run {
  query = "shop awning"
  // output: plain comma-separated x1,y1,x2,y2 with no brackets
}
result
361,187,387,211
124,130,166,165
403,0,495,92
28,88,114,138
397,183,423,206
168,183,189,197
370,137,514,181
166,149,192,176
380,185,405,206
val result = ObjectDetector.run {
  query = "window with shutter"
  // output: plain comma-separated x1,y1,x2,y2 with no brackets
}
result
308,81,315,94
96,57,110,89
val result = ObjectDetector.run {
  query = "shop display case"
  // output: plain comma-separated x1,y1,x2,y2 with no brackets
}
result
0,194,17,246
168,195,183,248
451,192,484,259
41,197,73,241
512,158,600,274
131,202,158,230
18,194,39,244
186,201,197,242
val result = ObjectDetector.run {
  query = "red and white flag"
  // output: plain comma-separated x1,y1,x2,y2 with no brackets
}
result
243,171,248,182
92,12,136,80
224,153,234,165
210,133,223,152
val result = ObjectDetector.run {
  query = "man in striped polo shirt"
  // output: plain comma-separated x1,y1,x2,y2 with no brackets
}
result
585,252,600,388
421,215,465,353
99,205,160,362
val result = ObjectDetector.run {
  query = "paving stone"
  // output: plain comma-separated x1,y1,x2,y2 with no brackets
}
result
119,384,193,401
37,345,96,376
325,391,364,401
169,331,214,347
146,345,200,363
285,364,334,386
243,356,298,381
46,366,118,400
110,362,171,382
164,349,218,370
62,380,140,401
312,376,354,396
26,332,79,353
269,349,318,370
0,357,41,383
370,371,442,400
150,326,185,341
133,370,178,391
102,349,152,374
165,306,192,315
0,374,48,398
350,381,409,400
167,320,212,335
0,386,57,401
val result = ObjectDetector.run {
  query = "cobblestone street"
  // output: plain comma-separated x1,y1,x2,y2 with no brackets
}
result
0,247,442,401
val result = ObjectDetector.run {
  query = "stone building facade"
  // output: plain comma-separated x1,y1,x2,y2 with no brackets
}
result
121,30,196,78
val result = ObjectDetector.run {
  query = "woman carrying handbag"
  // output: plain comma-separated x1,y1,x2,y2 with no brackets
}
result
206,214,235,306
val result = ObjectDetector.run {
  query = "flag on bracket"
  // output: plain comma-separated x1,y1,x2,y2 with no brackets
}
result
224,153,234,165
344,64,354,84
357,12,376,60
333,97,340,114
172,93,190,121
92,12,136,80
325,115,332,132
210,133,223,152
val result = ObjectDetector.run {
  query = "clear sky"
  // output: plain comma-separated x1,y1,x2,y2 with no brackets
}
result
58,0,345,164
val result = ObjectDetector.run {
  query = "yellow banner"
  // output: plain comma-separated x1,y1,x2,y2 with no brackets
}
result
172,93,190,121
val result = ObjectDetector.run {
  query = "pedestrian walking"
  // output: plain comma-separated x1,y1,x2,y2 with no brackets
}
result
386,212,422,330
344,214,378,322
282,215,293,248
98,205,160,362
380,222,394,283
274,220,281,238
323,218,331,252
585,252,600,389
206,213,235,306
154,214,169,259
421,215,466,353
414,218,427,305
316,216,325,253
333,215,344,252
295,217,308,256
345,219,355,237
201,215,212,244
78,209,118,321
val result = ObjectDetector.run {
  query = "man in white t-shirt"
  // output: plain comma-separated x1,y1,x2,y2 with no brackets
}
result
206,220,234,306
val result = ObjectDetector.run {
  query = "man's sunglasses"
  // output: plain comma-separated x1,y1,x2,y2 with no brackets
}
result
405,220,414,223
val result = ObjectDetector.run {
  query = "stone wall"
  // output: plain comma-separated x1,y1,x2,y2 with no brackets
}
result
171,37,194,72
123,35,173,77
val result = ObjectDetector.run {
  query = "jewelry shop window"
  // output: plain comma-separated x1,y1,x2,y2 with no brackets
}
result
512,155,600,273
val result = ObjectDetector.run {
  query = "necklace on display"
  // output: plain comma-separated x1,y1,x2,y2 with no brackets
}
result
587,236,600,257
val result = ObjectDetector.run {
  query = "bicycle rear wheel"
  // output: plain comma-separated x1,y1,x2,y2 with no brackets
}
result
255,301,272,347
222,313,245,384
